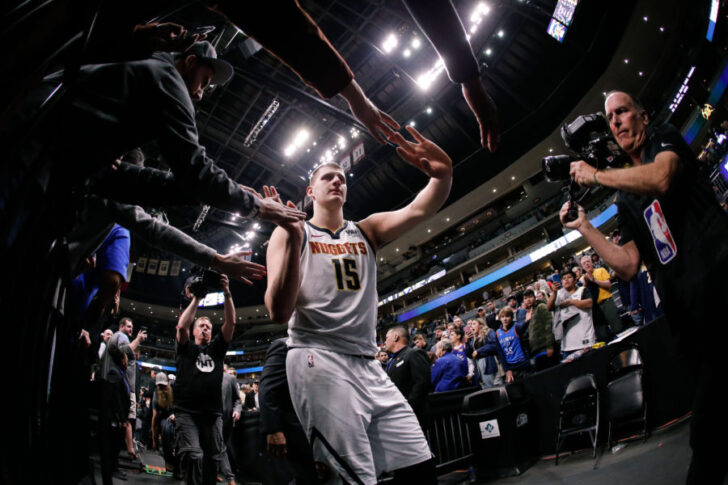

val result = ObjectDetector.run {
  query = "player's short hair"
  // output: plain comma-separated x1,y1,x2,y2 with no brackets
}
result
309,162,344,185
435,324,446,331
523,289,535,298
499,307,514,318
119,317,132,328
388,325,410,343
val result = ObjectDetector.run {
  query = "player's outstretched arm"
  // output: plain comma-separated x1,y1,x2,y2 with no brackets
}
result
359,126,453,249
264,187,305,325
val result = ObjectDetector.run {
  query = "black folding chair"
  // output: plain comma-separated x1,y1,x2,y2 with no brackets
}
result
555,374,599,465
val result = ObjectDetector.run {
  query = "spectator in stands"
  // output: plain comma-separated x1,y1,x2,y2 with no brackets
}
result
580,254,622,336
431,340,467,392
428,325,446,351
536,274,553,296
469,319,499,388
476,306,486,321
448,327,474,385
484,300,499,330
244,381,261,412
507,296,527,327
456,301,467,315
99,345,131,484
219,365,242,485
375,350,390,370
98,329,114,359
571,266,585,287
523,289,557,371
384,327,431,429
590,252,602,268
413,332,428,350
151,372,179,478
174,274,237,485
99,317,146,461
547,271,595,360
493,307,532,383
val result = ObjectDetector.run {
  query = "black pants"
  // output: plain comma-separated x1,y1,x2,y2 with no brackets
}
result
686,358,728,484
99,424,124,485
175,411,224,485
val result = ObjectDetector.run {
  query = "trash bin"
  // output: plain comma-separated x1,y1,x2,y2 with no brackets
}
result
461,384,538,479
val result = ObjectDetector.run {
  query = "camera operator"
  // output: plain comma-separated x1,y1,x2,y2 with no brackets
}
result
561,91,728,484
175,273,236,485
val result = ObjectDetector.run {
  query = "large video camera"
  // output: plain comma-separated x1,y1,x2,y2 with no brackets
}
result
542,112,628,221
184,269,223,299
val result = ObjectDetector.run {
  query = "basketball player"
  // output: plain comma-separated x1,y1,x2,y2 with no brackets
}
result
265,126,452,484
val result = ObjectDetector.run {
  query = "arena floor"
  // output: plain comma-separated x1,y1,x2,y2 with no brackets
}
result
93,417,700,484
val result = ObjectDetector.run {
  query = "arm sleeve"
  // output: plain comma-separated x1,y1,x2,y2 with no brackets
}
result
430,359,444,386
92,163,199,208
259,341,289,434
401,0,480,84
535,304,555,348
210,0,354,98
154,63,260,217
98,198,217,267
407,350,432,408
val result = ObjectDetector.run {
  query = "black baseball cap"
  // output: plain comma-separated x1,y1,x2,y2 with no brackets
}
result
182,41,233,85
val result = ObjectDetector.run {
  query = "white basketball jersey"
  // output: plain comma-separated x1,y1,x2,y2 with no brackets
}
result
287,221,378,356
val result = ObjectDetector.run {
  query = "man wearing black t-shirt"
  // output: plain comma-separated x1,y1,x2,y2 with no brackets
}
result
561,91,728,484
174,274,236,485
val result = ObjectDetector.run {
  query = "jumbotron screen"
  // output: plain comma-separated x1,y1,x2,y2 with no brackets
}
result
197,291,224,308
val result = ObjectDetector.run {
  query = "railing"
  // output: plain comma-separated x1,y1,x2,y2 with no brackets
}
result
425,388,476,473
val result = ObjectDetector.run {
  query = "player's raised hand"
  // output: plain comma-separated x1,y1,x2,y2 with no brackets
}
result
389,126,453,179
211,251,266,286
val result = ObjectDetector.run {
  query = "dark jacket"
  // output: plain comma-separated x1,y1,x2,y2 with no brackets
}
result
473,329,499,375
386,346,431,426
528,302,555,356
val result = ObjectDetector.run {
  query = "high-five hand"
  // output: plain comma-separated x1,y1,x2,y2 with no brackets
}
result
389,126,453,179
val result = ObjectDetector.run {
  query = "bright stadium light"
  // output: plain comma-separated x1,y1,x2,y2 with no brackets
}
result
411,37,421,49
416,58,445,91
470,2,491,23
382,33,398,53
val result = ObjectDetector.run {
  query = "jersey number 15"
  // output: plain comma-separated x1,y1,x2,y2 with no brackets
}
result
331,258,361,291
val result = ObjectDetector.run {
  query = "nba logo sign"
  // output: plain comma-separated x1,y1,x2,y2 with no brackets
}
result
643,200,677,264
307,354,315,368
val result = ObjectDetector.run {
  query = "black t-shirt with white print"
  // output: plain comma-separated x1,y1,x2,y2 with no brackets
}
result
174,333,229,414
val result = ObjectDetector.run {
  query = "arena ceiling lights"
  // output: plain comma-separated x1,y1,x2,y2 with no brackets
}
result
283,128,311,158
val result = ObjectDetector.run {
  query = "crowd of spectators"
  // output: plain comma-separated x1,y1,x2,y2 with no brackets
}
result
376,248,663,396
